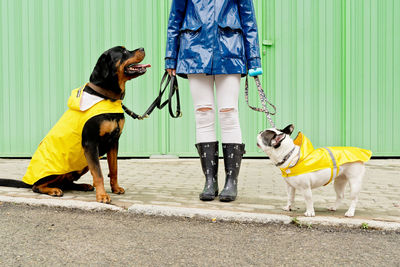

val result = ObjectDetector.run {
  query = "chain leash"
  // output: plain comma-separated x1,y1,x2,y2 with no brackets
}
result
244,75,276,128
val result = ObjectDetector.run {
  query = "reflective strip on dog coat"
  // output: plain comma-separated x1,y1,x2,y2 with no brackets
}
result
22,85,124,185
280,132,372,185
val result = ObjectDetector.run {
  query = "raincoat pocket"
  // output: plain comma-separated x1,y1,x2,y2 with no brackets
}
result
178,25,202,59
218,24,244,59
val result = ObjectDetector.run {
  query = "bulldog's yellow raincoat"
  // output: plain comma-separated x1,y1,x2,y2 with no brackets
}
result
280,132,372,185
22,85,124,185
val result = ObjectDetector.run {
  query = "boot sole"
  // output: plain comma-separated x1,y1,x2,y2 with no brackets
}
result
219,195,236,202
199,191,219,201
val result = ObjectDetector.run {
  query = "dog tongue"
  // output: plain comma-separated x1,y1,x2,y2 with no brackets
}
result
135,64,151,68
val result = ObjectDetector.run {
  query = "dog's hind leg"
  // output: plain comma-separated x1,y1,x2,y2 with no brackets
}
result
33,185,64,196
344,163,365,217
32,176,64,197
64,167,94,192
345,179,362,217
283,183,296,211
328,175,347,211
67,182,94,191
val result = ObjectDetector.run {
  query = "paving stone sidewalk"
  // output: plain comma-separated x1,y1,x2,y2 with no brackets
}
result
0,158,399,223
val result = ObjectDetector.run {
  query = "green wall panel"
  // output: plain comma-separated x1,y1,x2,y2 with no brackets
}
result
256,0,344,152
0,0,174,157
345,0,400,156
0,0,399,157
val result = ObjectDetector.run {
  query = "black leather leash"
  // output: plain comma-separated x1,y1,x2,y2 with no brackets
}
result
123,71,182,120
140,71,182,119
122,104,142,119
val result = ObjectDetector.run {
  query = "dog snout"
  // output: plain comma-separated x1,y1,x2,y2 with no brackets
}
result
134,47,145,55
130,48,145,61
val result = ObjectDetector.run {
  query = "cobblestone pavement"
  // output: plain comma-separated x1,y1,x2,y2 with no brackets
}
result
0,158,399,222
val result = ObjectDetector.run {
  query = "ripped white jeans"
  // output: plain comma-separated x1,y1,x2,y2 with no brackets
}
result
188,74,242,144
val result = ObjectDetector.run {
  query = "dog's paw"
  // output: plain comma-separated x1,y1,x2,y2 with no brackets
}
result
96,193,111,204
304,210,315,217
327,206,337,211
112,186,125,194
345,210,355,217
49,188,64,197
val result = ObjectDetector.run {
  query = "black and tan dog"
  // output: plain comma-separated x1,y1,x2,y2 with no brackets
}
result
0,46,150,203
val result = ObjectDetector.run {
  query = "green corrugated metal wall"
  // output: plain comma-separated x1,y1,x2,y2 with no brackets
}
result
345,0,400,156
0,0,399,157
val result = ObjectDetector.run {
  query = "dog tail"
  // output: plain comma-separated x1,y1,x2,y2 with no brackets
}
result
0,179,32,188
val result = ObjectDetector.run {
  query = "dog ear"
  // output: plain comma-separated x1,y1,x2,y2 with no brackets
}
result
89,53,111,84
281,124,294,135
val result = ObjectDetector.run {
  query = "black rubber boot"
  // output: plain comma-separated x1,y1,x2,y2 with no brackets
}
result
219,143,245,202
195,142,219,201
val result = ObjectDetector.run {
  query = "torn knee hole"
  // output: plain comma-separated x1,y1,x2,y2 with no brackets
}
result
196,107,213,112
220,108,235,113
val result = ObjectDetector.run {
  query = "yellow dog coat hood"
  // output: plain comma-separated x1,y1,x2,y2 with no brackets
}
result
280,132,372,185
22,85,124,185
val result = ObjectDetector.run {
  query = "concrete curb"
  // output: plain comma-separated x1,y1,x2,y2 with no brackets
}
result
127,204,293,224
0,196,124,212
296,216,400,231
127,204,400,231
1,195,399,231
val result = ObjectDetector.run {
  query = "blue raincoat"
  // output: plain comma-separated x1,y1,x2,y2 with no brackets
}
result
165,0,261,78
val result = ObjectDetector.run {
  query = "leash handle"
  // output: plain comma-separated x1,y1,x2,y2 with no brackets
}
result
167,75,182,118
245,75,276,128
141,71,182,119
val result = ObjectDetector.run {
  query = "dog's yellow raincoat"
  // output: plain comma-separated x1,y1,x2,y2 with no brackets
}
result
280,132,372,185
22,85,124,185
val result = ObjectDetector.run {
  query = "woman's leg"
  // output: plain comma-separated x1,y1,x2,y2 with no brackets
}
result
188,74,217,143
215,74,245,202
188,74,219,201
215,74,242,143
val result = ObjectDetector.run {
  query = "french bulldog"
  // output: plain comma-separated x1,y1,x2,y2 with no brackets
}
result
257,124,372,217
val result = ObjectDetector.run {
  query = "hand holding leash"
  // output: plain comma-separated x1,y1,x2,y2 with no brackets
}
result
166,68,176,77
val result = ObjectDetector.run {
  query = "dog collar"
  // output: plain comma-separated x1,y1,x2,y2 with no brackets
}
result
88,82,124,100
275,146,296,167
